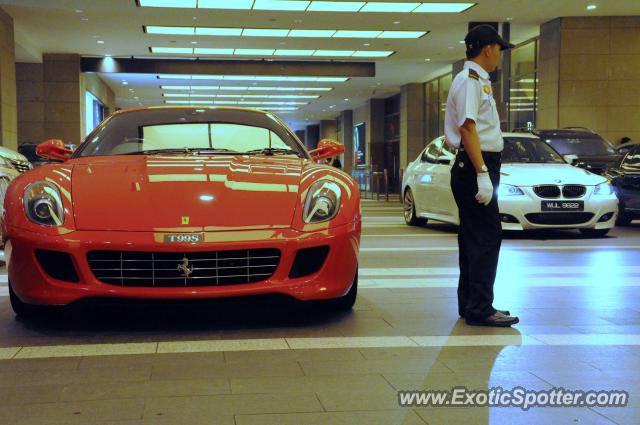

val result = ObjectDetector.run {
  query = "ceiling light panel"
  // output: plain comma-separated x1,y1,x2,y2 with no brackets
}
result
157,75,348,83
151,47,394,58
193,48,234,54
307,1,365,11
360,2,420,12
413,3,474,12
139,1,476,13
161,85,333,91
274,50,316,56
145,26,194,35
150,47,193,54
253,0,310,11
145,26,426,39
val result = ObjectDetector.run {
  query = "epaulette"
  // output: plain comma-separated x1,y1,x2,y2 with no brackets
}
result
468,69,479,80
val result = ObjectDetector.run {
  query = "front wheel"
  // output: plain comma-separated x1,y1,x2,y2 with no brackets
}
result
319,270,358,312
616,212,633,226
404,188,427,226
579,228,610,238
9,283,43,318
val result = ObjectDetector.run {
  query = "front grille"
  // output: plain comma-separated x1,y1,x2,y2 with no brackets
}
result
562,185,586,198
620,176,640,190
87,249,280,287
533,185,561,198
9,159,32,173
525,212,594,225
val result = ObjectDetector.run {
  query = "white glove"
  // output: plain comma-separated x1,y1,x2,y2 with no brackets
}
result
476,173,493,206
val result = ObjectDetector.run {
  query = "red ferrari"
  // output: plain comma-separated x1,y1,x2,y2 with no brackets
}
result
3,107,361,317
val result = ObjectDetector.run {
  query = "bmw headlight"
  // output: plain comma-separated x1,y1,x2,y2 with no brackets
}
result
497,184,524,197
303,180,341,223
23,181,65,226
594,182,614,196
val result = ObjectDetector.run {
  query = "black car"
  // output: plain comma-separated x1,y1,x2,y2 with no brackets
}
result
606,145,640,226
533,129,622,175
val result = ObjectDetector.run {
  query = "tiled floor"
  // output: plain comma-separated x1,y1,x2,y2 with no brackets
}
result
0,199,639,424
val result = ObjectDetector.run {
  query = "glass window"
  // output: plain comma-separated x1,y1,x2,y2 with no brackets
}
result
545,136,616,156
510,42,536,78
354,122,366,167
509,75,537,131
425,80,440,143
438,74,452,136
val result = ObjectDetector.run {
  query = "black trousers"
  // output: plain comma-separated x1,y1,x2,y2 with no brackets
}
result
450,151,502,320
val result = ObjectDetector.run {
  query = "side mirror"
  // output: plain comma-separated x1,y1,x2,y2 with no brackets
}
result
36,139,73,162
563,154,578,165
309,139,345,163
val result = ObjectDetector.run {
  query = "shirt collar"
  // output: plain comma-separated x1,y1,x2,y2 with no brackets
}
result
464,61,490,80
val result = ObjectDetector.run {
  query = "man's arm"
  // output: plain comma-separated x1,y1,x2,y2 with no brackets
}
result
459,119,485,173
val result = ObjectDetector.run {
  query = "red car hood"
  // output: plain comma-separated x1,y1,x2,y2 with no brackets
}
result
71,155,304,231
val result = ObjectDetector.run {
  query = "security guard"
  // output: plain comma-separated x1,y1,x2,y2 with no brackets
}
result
444,24,519,327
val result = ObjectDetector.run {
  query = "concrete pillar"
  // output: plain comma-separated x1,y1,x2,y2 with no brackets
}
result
43,54,81,145
0,8,17,149
538,16,640,144
400,83,425,170
305,124,319,150
340,110,354,173
16,63,44,144
368,99,384,171
319,119,337,140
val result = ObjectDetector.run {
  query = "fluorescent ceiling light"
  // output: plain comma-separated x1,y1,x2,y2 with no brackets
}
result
413,3,475,12
150,47,193,54
157,74,348,82
379,30,426,38
352,50,394,57
314,50,355,57
234,49,275,55
164,93,320,99
253,0,310,11
274,50,316,56
198,0,253,8
288,29,336,38
360,2,419,12
242,28,290,37
196,27,242,36
194,48,235,54
334,30,382,38
138,0,196,7
307,1,365,11
145,26,194,35
162,85,332,91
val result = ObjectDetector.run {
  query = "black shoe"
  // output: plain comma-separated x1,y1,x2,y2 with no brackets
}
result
466,311,519,327
460,309,510,319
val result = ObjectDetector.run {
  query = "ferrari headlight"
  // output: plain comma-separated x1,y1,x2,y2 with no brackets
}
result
23,181,65,226
497,184,524,197
594,183,614,196
303,180,341,224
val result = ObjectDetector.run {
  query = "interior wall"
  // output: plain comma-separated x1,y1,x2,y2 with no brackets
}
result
538,16,640,144
0,7,17,150
80,73,116,139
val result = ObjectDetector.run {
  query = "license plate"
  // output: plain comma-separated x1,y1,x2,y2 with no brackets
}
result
541,201,584,211
163,234,203,243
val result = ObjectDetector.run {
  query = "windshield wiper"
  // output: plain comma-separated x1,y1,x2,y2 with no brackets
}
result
123,148,240,155
244,148,301,157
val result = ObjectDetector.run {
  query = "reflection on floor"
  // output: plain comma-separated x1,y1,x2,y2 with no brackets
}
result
0,199,638,424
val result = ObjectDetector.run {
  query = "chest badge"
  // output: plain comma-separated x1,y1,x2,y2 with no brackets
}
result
483,85,491,95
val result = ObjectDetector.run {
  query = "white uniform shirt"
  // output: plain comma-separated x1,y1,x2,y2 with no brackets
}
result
444,61,503,153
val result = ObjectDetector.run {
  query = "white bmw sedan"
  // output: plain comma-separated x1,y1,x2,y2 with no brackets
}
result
402,133,618,237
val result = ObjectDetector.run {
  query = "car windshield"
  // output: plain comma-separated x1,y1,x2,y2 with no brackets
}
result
74,108,307,158
502,137,566,164
543,135,616,156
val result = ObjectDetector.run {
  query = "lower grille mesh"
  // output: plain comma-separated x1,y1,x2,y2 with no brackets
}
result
87,249,280,287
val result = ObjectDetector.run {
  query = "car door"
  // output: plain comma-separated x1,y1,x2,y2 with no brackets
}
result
412,139,441,213
433,141,457,215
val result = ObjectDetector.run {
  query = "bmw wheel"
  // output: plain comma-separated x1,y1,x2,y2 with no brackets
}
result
404,188,427,226
579,228,610,238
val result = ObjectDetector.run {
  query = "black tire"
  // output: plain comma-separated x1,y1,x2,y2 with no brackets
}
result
404,188,427,226
320,270,358,312
616,212,633,227
9,282,43,318
579,228,611,238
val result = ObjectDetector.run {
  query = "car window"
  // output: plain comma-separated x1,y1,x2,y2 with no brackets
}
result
543,135,616,156
621,146,640,172
421,139,442,163
502,137,565,164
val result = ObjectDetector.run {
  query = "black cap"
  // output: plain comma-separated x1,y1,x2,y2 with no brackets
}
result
465,24,515,51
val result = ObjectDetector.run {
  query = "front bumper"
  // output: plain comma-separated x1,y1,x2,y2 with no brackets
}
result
6,222,360,306
498,187,618,231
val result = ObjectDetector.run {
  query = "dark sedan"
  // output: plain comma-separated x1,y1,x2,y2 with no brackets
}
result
606,144,640,226
534,129,622,175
